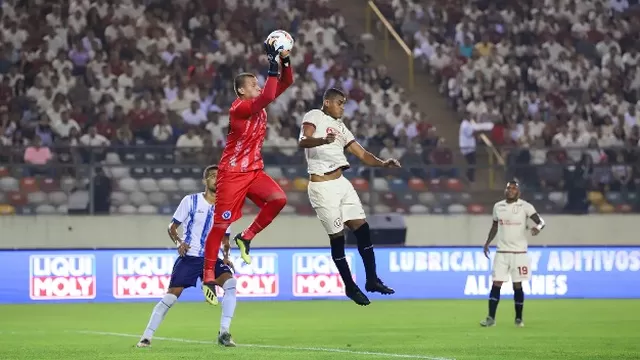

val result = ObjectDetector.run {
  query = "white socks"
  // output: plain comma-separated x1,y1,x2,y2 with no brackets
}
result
142,293,178,340
220,278,237,334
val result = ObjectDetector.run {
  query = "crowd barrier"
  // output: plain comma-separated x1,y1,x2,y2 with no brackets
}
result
1,247,639,304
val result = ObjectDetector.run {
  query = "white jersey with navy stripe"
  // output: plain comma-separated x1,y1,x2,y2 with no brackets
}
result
172,193,231,257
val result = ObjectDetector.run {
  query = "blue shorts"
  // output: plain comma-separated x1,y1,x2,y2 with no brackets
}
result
168,256,232,289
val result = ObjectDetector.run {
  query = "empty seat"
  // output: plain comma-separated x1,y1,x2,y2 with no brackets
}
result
104,152,121,164
158,178,179,192
56,205,68,214
178,178,198,192
0,177,19,192
60,177,77,192
448,203,467,214
35,204,57,214
118,177,139,192
138,205,158,214
139,178,160,192
418,192,436,206
20,177,40,193
108,166,130,179
0,204,15,215
118,204,137,214
40,178,60,192
409,204,429,214
27,191,47,205
68,191,90,210
130,191,150,207
148,192,169,206
48,191,68,206
110,191,129,206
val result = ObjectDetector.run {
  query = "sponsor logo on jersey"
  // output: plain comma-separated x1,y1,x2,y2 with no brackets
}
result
113,254,175,299
292,253,355,297
30,255,96,300
217,253,279,298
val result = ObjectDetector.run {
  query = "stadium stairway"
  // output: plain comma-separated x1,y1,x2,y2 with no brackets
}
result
339,0,499,192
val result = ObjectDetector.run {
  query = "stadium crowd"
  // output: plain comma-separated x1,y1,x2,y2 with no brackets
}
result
0,0,464,216
381,0,640,212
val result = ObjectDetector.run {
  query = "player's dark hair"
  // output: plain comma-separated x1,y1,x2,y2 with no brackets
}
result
323,88,346,101
233,73,256,96
507,180,519,187
203,165,218,179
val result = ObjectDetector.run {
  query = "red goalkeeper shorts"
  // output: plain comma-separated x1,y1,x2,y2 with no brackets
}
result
214,170,284,223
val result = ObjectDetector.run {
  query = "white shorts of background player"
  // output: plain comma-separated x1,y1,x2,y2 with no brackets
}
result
308,176,366,235
492,251,532,283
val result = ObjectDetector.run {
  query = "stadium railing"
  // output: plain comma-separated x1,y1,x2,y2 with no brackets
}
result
365,1,414,90
363,0,506,188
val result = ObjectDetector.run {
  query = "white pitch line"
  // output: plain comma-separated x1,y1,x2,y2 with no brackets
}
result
76,330,455,360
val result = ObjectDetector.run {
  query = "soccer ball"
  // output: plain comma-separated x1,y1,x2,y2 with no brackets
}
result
265,30,294,53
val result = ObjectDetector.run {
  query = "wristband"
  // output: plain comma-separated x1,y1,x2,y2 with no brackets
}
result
267,60,279,76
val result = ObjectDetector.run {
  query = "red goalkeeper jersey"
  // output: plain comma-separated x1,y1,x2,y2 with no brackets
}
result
218,66,294,172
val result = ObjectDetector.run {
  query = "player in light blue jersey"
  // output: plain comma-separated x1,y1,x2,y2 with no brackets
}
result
137,165,238,348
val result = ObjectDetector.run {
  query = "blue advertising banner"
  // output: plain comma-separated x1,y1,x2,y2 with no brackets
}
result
1,247,639,304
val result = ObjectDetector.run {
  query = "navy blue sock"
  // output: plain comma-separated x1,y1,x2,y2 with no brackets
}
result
353,222,378,282
330,235,356,288
514,287,524,319
488,286,501,318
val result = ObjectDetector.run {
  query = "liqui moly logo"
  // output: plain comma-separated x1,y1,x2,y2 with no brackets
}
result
292,253,355,297
220,253,278,298
29,255,96,300
113,254,175,299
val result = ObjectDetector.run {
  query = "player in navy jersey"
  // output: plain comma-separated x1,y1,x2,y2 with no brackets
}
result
137,165,238,348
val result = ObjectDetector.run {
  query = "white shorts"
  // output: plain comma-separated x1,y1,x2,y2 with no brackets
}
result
492,252,531,283
307,176,366,235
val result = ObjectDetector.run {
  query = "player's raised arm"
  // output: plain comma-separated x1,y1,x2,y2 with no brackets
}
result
230,41,283,118
346,140,402,168
275,52,294,97
298,110,335,148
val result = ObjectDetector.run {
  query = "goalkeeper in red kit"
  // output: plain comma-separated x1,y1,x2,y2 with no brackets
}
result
202,39,293,303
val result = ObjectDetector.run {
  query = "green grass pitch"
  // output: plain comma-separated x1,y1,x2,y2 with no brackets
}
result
1,300,639,359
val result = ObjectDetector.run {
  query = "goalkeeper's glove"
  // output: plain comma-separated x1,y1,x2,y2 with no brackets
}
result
280,52,291,68
264,40,280,77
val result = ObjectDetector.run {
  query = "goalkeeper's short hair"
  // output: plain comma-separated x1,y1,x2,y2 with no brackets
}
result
233,73,256,96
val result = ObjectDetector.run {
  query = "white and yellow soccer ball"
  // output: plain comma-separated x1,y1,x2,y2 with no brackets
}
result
265,30,294,53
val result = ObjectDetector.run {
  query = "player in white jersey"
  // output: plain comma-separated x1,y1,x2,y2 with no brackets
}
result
481,181,546,328
298,88,400,306
137,165,238,348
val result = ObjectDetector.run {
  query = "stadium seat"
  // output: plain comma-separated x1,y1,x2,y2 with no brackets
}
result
35,204,57,214
381,192,397,207
39,178,59,192
397,192,417,206
428,178,443,192
605,192,623,205
130,166,149,178
56,205,68,214
118,177,139,192
130,192,150,207
0,177,19,192
276,177,292,191
0,166,9,177
350,178,369,191
68,191,90,211
292,177,309,191
118,205,137,214
373,204,390,213
430,205,446,214
436,193,454,207
60,177,77,192
455,192,472,204
148,192,169,206
388,178,408,192
409,204,429,214
467,204,486,214
139,178,160,193
8,192,27,207
27,191,47,205
407,178,427,191
48,191,68,206
0,204,15,215
616,204,633,213
448,204,467,214
417,192,436,206
280,204,296,215
588,191,605,206
178,178,199,192
372,178,389,191
110,191,128,206
138,205,158,214
158,178,179,192
548,192,567,207
265,166,284,180
445,178,463,192
598,203,615,213
104,152,121,165
108,166,130,179
18,206,34,215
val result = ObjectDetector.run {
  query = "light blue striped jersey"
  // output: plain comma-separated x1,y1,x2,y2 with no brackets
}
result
171,193,231,257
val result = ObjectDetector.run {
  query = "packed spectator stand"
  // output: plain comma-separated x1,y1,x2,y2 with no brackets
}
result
383,0,640,213
0,0,470,217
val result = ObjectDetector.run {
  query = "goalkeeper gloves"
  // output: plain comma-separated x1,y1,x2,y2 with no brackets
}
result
264,40,280,77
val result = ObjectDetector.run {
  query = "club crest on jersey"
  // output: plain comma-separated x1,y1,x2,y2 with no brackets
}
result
222,210,232,220
326,127,337,135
